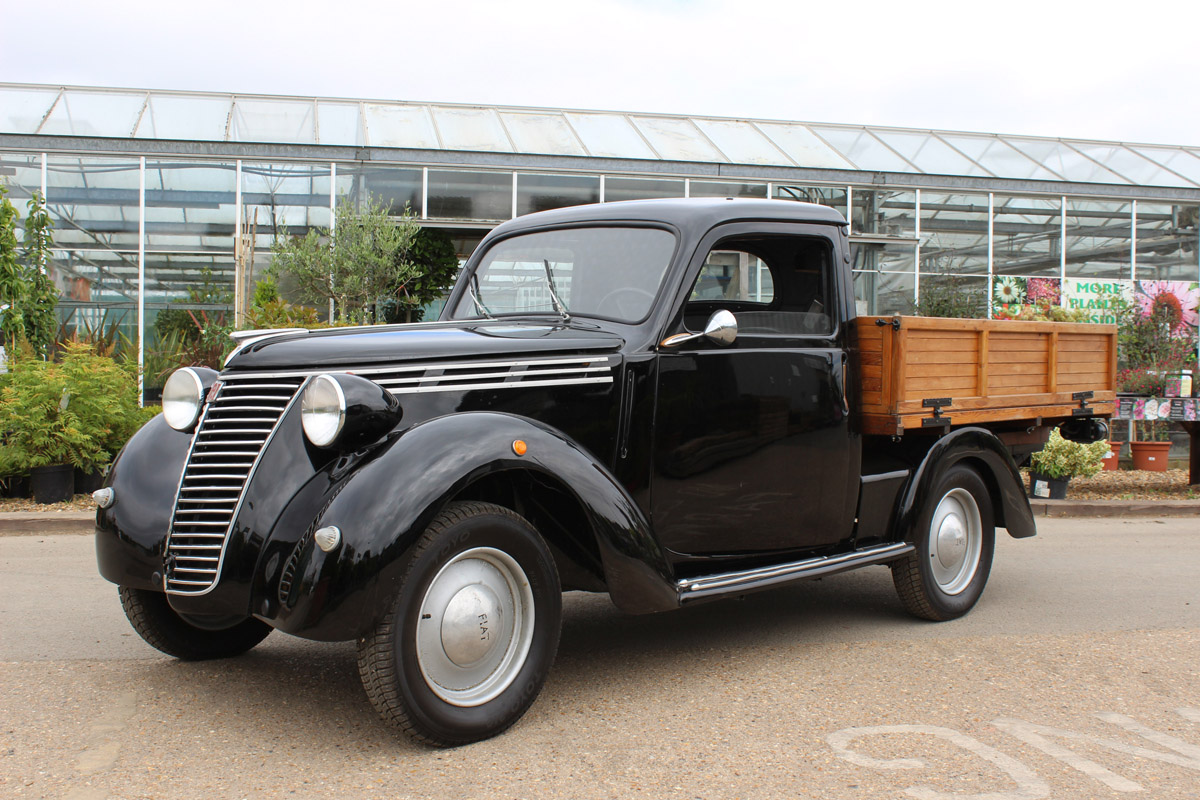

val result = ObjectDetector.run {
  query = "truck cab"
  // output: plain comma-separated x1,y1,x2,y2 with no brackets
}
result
96,198,1109,747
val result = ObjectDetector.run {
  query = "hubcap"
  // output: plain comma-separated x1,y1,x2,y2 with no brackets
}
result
928,488,982,595
416,547,535,707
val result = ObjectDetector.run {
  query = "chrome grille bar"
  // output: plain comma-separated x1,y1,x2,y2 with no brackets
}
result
164,375,305,595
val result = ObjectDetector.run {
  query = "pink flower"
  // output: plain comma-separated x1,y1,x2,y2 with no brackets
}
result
1026,278,1061,305
1135,281,1199,331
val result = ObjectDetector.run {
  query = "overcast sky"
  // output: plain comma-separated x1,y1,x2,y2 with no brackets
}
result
5,0,1198,146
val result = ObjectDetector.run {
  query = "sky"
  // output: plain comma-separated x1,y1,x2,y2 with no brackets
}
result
4,0,1199,147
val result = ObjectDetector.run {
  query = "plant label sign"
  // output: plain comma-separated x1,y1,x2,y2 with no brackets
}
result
1062,279,1132,324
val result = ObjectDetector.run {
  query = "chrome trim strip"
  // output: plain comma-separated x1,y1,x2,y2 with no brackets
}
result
677,543,914,601
166,376,308,596
387,376,612,395
372,364,611,387
220,355,617,382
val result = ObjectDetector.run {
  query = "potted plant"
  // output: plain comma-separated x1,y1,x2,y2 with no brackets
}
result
1130,416,1172,472
1028,429,1110,499
0,349,101,503
58,343,147,492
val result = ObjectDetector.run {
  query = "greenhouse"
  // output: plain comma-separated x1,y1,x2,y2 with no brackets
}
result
1,82,1198,388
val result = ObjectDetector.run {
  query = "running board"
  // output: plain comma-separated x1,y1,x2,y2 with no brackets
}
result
676,542,914,603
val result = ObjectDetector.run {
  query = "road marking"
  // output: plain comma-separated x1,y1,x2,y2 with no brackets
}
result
829,708,1200,798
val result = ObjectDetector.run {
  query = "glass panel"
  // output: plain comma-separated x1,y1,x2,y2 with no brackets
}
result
773,184,848,218
230,99,315,144
691,250,774,303
993,195,1062,277
920,274,988,318
692,119,789,165
136,94,232,141
853,269,914,315
143,161,237,259
851,242,916,275
0,86,60,134
1006,138,1128,185
241,162,332,251
564,113,656,159
756,123,854,170
349,166,422,218
1129,146,1200,185
451,227,677,323
42,90,145,138
515,173,599,216
919,192,990,275
630,117,725,162
316,102,362,146
427,169,511,221
604,177,684,203
807,127,914,172
937,134,1063,181
0,152,41,203
1070,143,1194,188
852,189,917,239
46,155,143,251
430,107,512,152
499,112,586,156
689,181,767,198
363,103,438,148
1136,202,1199,282
1065,198,1131,279
872,130,991,177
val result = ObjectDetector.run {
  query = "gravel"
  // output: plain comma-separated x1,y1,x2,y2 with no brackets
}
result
1021,468,1197,500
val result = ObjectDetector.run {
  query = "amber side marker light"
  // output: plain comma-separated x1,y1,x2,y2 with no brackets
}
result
512,440,527,456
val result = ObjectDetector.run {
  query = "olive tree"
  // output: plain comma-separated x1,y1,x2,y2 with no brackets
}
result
270,194,420,325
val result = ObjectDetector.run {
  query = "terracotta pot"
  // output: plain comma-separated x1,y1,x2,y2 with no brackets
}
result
1103,441,1123,471
1129,441,1171,472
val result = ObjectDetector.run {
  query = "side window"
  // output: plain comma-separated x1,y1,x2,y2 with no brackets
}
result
684,235,834,336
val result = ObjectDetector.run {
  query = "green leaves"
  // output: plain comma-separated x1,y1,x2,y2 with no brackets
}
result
1029,429,1111,480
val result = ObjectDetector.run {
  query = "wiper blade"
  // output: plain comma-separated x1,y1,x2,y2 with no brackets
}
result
469,274,495,319
542,259,570,322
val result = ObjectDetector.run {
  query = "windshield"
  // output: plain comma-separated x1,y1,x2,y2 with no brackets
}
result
450,227,677,323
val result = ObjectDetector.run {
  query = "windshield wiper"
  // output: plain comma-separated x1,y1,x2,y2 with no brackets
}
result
542,260,570,322
469,274,495,319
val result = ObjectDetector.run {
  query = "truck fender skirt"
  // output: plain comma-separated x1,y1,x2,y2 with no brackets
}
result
893,427,1036,543
278,412,676,639
94,414,189,590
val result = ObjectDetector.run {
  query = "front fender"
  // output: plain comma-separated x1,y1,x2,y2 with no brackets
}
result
94,414,189,590
273,412,676,639
893,427,1036,543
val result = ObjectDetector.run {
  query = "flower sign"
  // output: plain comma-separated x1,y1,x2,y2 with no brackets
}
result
992,276,1061,319
1134,280,1199,333
1062,279,1131,324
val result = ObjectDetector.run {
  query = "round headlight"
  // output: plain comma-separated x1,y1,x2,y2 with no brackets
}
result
301,374,347,448
162,368,205,431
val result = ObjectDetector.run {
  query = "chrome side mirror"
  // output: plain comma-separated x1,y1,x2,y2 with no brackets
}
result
660,310,738,349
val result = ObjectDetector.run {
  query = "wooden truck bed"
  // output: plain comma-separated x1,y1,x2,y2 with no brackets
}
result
856,316,1117,436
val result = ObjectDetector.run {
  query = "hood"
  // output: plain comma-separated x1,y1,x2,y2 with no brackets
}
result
223,320,625,372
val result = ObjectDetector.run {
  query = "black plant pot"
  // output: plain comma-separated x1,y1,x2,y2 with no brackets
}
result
30,464,75,505
1028,471,1069,500
75,467,105,495
1,475,30,498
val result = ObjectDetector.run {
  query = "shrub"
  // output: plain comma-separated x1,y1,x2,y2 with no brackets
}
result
1029,429,1110,480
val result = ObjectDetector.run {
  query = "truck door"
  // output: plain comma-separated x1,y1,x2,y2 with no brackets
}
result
652,223,857,564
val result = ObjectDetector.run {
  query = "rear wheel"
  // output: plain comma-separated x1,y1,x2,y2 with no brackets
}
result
118,586,272,660
892,464,995,621
357,501,561,747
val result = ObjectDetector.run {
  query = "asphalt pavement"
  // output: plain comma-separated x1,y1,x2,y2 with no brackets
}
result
1,518,1198,799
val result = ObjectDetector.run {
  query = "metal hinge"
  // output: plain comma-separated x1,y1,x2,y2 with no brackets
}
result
922,397,952,427
1072,390,1094,417
875,317,901,331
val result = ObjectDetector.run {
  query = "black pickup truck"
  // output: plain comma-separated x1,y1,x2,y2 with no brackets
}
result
95,198,1112,746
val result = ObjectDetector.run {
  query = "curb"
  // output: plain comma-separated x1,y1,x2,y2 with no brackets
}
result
0,511,94,535
1029,499,1200,518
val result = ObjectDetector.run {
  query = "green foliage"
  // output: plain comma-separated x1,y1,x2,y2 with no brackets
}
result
1029,429,1111,480
385,227,460,323
0,343,147,475
252,275,282,308
1117,294,1194,376
270,194,420,325
242,274,330,330
909,277,985,319
0,184,24,351
22,192,58,358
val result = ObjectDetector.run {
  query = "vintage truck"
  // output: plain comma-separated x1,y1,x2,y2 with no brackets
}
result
95,198,1116,747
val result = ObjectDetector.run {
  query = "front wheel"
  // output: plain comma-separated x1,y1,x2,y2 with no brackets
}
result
357,501,562,747
118,586,272,660
892,464,995,621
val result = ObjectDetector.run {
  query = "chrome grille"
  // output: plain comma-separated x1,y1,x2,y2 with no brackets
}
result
164,375,304,595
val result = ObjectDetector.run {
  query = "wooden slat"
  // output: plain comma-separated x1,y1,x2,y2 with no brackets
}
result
907,351,982,365
990,362,1048,376
907,363,977,378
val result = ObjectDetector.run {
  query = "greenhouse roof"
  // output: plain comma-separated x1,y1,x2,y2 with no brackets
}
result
3,83,1200,191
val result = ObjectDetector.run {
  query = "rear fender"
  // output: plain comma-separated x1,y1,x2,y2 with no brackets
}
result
893,427,1036,543
282,412,676,638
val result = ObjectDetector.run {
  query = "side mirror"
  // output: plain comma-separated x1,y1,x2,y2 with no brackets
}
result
660,310,738,349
